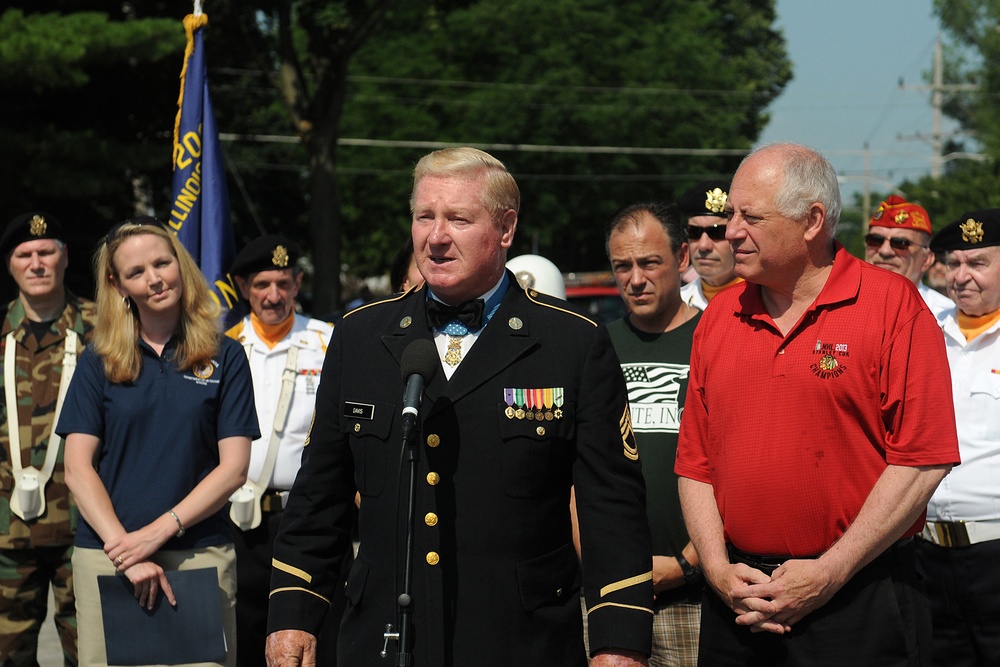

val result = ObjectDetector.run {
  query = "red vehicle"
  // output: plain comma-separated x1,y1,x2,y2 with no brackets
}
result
563,271,627,324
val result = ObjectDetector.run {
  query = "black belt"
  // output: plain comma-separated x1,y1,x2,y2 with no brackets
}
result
260,489,287,514
727,538,913,575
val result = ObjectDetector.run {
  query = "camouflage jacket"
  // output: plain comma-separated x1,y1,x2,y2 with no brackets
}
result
0,293,96,548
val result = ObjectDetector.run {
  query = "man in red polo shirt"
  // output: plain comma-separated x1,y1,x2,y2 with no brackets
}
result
675,143,960,666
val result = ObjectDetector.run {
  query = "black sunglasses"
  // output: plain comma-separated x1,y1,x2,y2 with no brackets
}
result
686,223,727,241
864,233,928,252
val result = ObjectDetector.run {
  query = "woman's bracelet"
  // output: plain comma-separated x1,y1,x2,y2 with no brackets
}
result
168,509,186,537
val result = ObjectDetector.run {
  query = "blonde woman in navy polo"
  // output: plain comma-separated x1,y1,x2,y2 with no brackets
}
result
58,219,260,667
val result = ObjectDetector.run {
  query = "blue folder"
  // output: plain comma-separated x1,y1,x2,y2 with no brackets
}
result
98,567,227,665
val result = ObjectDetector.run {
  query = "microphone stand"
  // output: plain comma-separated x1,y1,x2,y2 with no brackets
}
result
384,414,421,666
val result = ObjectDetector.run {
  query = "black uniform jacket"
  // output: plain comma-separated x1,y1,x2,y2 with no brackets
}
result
268,276,653,666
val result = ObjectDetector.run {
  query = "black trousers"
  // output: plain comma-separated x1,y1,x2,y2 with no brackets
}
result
233,508,350,667
697,540,931,667
914,537,1000,666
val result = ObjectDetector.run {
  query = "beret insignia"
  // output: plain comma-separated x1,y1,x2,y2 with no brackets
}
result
960,218,984,244
893,211,910,225
29,215,46,237
704,188,728,214
272,245,290,267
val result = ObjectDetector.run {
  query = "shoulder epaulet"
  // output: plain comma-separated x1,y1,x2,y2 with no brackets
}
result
342,283,421,320
523,287,598,327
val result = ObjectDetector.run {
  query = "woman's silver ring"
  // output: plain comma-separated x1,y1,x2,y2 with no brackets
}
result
115,556,124,566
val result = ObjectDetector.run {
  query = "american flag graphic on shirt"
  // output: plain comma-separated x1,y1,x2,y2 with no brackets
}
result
620,363,689,433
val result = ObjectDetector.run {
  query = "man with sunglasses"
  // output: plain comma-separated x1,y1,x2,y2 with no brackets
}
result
864,195,954,318
678,180,742,311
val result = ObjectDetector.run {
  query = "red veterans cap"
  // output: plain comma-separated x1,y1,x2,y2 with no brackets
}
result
869,195,932,234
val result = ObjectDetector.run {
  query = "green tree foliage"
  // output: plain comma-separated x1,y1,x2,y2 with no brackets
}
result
0,1,790,312
0,3,183,299
934,0,1000,152
336,0,791,277
873,1,1000,243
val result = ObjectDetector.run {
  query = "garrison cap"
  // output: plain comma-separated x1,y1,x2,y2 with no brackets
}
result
678,180,730,218
931,209,1000,252
869,195,932,234
230,234,300,277
1,212,65,258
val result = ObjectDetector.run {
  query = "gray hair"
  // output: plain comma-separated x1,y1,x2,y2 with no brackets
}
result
742,143,842,236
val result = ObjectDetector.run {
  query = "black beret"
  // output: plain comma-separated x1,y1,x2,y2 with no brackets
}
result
230,234,300,277
930,209,1000,253
678,180,731,218
0,211,65,257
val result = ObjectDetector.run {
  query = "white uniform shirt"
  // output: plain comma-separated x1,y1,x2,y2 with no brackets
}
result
918,282,955,320
233,313,332,490
926,308,1000,522
679,278,708,311
430,276,505,380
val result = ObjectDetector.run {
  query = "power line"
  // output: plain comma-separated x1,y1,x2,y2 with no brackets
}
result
211,68,773,98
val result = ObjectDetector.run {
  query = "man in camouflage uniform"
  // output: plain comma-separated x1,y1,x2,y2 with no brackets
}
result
0,212,95,666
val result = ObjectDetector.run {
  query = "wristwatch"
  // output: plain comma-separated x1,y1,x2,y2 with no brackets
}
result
676,553,702,586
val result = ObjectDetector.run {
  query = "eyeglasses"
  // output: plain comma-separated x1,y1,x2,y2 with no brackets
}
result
864,233,928,252
686,223,727,241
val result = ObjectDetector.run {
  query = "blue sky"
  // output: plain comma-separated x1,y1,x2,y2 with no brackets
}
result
758,0,964,204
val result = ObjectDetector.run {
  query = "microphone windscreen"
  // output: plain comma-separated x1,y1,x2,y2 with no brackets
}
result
401,339,439,384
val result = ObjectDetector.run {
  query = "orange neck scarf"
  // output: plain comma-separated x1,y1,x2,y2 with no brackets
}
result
702,276,744,303
957,308,1000,343
250,311,294,349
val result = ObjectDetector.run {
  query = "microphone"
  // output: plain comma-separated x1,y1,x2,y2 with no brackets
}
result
400,339,438,448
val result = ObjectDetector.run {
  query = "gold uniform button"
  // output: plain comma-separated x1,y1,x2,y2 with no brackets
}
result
424,512,438,526
354,423,361,433
426,552,440,566
426,434,440,448
426,472,440,486
536,426,546,436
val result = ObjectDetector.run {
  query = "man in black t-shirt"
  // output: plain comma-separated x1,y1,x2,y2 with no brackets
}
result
605,201,703,667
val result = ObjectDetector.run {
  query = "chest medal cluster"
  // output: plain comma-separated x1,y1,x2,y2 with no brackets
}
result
503,387,564,421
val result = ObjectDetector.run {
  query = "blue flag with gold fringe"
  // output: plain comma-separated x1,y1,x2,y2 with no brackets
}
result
170,12,241,325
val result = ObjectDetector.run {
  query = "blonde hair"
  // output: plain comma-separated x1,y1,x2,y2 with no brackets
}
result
92,221,221,383
410,147,520,223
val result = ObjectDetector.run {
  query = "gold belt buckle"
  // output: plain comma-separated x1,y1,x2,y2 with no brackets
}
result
931,521,971,548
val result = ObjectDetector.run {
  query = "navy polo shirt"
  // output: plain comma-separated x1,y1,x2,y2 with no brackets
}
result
57,335,260,550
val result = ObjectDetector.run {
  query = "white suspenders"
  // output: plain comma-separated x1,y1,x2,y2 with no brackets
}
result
5,328,78,521
230,342,299,531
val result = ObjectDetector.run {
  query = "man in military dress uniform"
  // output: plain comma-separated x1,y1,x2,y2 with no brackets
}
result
224,235,341,667
266,147,653,667
0,212,96,666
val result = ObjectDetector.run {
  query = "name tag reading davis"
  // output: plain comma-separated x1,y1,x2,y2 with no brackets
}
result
343,401,375,420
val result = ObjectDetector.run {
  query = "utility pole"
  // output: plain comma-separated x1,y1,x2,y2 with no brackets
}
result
899,34,976,178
